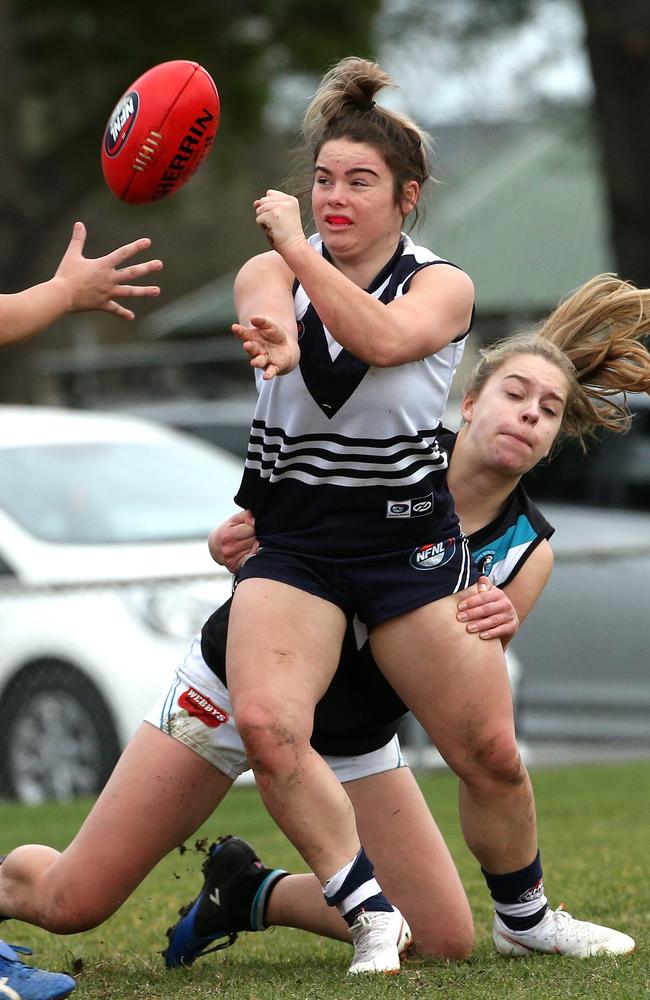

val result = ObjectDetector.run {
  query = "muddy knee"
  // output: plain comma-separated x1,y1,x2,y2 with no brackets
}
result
451,726,527,790
236,706,310,777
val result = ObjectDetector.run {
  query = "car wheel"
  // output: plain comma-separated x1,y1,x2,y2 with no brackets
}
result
0,660,121,804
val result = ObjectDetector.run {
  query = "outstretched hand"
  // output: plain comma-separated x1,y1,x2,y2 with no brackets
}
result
232,314,300,380
54,221,163,320
457,576,520,641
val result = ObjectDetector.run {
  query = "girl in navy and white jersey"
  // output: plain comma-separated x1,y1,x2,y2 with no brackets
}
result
224,59,481,973
224,57,649,971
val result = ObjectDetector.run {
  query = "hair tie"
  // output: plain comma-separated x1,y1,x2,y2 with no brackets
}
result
359,99,376,112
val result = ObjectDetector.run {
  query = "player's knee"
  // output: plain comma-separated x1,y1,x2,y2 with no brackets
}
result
414,906,474,960
236,704,310,777
414,924,474,961
454,726,525,790
439,919,475,960
40,893,115,934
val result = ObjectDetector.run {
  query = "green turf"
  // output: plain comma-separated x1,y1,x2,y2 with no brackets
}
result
0,760,648,999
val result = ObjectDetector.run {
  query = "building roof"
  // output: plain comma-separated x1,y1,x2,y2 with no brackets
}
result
143,269,237,340
421,121,615,313
142,119,616,338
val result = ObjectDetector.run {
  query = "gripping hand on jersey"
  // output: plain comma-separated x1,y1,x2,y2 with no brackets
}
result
208,510,259,573
232,314,300,380
456,576,519,644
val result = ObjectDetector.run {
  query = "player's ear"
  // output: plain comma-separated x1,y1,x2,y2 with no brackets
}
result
401,180,419,217
460,391,475,424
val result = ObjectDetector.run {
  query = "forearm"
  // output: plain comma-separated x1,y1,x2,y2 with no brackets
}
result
0,278,70,348
280,238,402,366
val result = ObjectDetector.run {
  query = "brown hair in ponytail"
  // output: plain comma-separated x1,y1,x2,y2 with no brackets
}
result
301,57,433,225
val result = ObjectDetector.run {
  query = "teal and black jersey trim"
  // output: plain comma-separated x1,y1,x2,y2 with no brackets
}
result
471,506,553,587
437,428,554,588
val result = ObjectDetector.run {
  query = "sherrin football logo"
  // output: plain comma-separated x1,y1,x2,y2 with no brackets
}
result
104,91,139,157
410,537,456,570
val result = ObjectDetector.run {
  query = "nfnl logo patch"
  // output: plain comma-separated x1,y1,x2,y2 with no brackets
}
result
410,537,456,570
179,688,229,728
104,91,139,157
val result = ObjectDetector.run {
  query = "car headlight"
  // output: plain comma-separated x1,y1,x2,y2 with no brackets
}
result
125,581,219,640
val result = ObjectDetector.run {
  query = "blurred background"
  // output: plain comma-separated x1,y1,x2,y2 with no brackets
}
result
0,0,649,802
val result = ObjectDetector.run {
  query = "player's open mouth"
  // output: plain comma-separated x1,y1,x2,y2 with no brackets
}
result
325,215,353,226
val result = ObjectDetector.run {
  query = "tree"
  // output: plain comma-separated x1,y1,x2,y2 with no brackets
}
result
0,0,381,399
378,0,650,288
576,0,650,286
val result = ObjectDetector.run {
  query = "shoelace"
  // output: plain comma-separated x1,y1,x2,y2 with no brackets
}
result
350,913,397,960
1,944,38,968
550,905,595,944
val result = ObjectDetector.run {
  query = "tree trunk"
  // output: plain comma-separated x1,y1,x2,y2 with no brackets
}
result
578,0,650,286
0,0,40,400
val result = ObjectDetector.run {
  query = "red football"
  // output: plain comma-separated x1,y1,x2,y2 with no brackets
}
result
101,60,220,205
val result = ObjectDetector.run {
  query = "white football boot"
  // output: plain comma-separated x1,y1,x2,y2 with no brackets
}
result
493,905,635,958
348,907,412,974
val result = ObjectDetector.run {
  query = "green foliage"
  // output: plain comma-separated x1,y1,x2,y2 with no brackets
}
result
1,760,648,1000
8,0,381,190
0,0,380,302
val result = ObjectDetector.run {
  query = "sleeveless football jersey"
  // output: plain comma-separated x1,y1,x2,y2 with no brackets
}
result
202,429,554,755
234,234,471,557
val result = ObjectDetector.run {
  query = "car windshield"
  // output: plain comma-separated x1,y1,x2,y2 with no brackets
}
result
0,439,243,544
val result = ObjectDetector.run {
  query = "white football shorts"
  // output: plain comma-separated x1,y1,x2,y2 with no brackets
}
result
144,636,406,782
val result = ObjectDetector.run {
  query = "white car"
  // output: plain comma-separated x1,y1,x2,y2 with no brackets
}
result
0,406,243,803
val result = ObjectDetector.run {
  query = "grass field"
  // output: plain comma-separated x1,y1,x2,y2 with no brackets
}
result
1,760,648,1000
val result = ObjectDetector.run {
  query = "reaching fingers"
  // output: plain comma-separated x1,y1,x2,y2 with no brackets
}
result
66,221,87,255
114,259,164,282
108,236,153,267
232,322,255,343
112,282,161,299
103,300,135,321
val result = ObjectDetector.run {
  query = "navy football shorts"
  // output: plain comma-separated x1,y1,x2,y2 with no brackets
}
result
234,532,478,629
